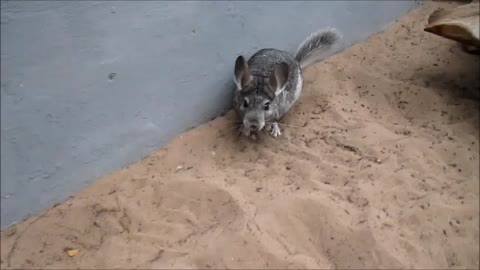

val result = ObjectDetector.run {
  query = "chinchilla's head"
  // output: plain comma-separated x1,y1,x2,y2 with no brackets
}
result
232,55,289,137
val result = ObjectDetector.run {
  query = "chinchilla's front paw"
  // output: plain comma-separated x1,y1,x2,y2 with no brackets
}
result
268,122,281,138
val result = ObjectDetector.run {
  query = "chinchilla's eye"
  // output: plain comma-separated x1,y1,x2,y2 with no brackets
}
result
243,99,249,108
264,102,270,111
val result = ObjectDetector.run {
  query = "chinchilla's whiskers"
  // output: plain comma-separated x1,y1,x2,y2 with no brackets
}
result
266,122,305,129
267,122,347,131
231,125,241,129
229,123,243,130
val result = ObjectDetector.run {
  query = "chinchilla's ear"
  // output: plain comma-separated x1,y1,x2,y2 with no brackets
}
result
267,62,289,96
234,55,253,91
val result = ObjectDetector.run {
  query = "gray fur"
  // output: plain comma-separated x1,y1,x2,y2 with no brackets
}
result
232,29,341,138
295,28,341,69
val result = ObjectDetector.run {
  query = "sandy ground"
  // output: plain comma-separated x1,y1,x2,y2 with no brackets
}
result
1,2,479,269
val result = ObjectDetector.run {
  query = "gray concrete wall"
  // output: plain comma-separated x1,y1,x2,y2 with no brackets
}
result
0,0,417,228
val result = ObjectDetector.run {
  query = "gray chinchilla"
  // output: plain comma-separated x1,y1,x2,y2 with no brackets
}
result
232,29,341,139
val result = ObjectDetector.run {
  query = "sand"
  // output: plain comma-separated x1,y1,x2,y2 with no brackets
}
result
1,1,479,269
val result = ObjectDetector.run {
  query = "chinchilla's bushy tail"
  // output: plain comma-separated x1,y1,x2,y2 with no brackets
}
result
295,28,342,69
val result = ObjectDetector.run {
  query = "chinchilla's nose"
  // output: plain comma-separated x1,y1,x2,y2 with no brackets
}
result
244,118,260,131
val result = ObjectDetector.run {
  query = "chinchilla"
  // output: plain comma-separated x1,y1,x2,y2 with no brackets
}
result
232,29,341,139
